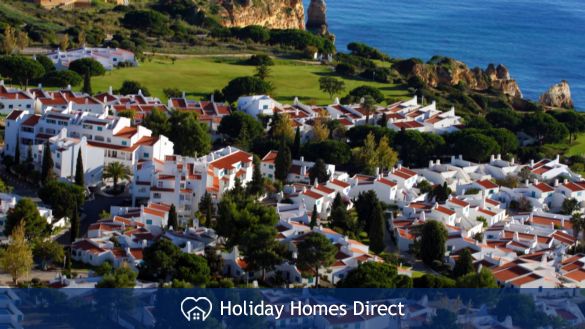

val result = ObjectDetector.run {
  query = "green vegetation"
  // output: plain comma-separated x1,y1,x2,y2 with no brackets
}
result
91,56,409,104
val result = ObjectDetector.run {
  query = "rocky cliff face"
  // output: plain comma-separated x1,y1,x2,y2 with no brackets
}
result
540,80,574,109
399,57,523,98
215,0,305,30
306,0,328,35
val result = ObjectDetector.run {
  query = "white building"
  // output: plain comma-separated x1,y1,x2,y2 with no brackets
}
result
0,82,34,115
46,46,137,71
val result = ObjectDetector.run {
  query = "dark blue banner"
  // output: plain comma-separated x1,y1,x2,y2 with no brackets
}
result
3,288,582,328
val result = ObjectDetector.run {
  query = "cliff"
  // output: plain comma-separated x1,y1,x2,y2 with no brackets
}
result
540,80,573,109
214,0,305,30
395,57,523,98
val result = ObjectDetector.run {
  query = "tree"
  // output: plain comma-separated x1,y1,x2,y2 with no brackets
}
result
168,204,178,230
319,77,345,100
38,181,84,220
297,232,336,287
274,142,291,182
330,193,350,231
356,132,378,175
377,135,398,171
36,55,55,73
14,139,20,166
451,132,499,163
218,112,264,147
81,70,92,95
198,192,213,227
5,198,49,240
561,198,580,215
69,58,106,77
96,264,137,288
254,64,271,81
169,111,211,156
309,159,330,184
40,141,54,184
70,208,80,243
43,70,82,88
0,55,45,87
60,34,70,50
456,268,497,288
552,111,585,143
310,205,318,229
103,162,131,191
338,262,403,288
140,239,181,282
303,140,352,165
74,149,84,186
270,113,294,143
142,108,170,137
362,95,377,125
485,109,522,131
355,191,379,232
343,85,385,103
222,76,273,103
2,26,16,54
34,240,64,271
175,253,210,286
241,225,284,281
453,248,474,278
312,118,330,142
369,202,386,254
248,155,264,196
419,220,448,266
521,111,569,144
117,80,150,96
571,212,585,242
429,182,452,204
292,126,301,159
0,222,33,285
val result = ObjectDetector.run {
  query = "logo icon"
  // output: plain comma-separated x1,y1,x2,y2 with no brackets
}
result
181,297,213,322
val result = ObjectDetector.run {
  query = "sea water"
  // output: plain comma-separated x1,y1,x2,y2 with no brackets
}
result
307,0,585,109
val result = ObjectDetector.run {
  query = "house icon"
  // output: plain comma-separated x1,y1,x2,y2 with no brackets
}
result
181,297,213,322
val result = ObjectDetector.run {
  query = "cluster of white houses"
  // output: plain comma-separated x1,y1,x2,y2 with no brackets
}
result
45,46,137,71
6,85,585,291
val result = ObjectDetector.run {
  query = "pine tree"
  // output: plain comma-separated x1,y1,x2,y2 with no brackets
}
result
82,70,92,95
41,141,54,184
168,204,178,230
310,205,318,229
74,148,84,186
248,155,264,196
69,207,80,243
292,126,301,159
369,202,385,254
330,193,350,231
274,141,291,182
14,139,20,166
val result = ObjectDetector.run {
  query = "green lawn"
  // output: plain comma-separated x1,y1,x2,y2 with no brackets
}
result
90,56,409,104
566,133,585,157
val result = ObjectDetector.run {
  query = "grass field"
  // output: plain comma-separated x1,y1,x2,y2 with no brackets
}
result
565,134,585,157
90,56,410,104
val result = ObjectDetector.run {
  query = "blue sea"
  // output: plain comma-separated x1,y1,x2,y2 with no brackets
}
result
305,0,585,109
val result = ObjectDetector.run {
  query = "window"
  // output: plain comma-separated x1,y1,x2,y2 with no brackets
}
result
146,220,152,225
143,152,149,158
83,124,93,130
153,193,161,199
8,105,13,109
121,141,127,146
26,104,31,109
97,127,103,131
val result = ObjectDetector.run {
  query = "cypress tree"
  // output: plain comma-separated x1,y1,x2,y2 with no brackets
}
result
292,126,301,159
198,192,213,227
274,140,291,182
82,70,92,95
70,208,79,243
309,158,330,184
41,141,54,184
310,204,318,229
168,204,178,230
369,202,385,254
74,148,84,186
248,155,264,196
453,248,474,278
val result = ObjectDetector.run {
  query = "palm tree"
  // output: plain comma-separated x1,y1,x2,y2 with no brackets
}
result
103,162,131,192
362,95,376,125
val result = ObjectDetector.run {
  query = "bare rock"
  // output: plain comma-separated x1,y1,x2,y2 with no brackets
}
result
307,0,327,34
217,0,305,30
540,80,574,109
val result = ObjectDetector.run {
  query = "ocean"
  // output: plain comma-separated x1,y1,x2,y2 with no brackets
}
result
305,0,585,109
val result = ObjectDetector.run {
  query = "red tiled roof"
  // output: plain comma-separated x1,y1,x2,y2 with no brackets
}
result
114,126,138,138
22,114,41,126
210,150,252,170
377,177,397,187
448,198,469,207
534,182,554,193
302,190,324,200
262,151,278,164
6,110,24,120
477,180,498,189
436,205,455,216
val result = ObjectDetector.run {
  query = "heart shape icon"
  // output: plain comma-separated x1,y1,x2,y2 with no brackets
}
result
181,297,213,321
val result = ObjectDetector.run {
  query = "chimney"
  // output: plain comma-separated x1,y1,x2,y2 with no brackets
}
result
300,156,304,163
513,232,519,241
436,159,441,165
375,167,380,176
182,91,186,98
142,239,147,248
108,86,113,95
564,179,569,185
554,179,559,187
490,154,495,162
534,179,539,185
511,157,515,165
429,160,434,168
530,159,535,167
497,154,501,160
67,84,71,90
